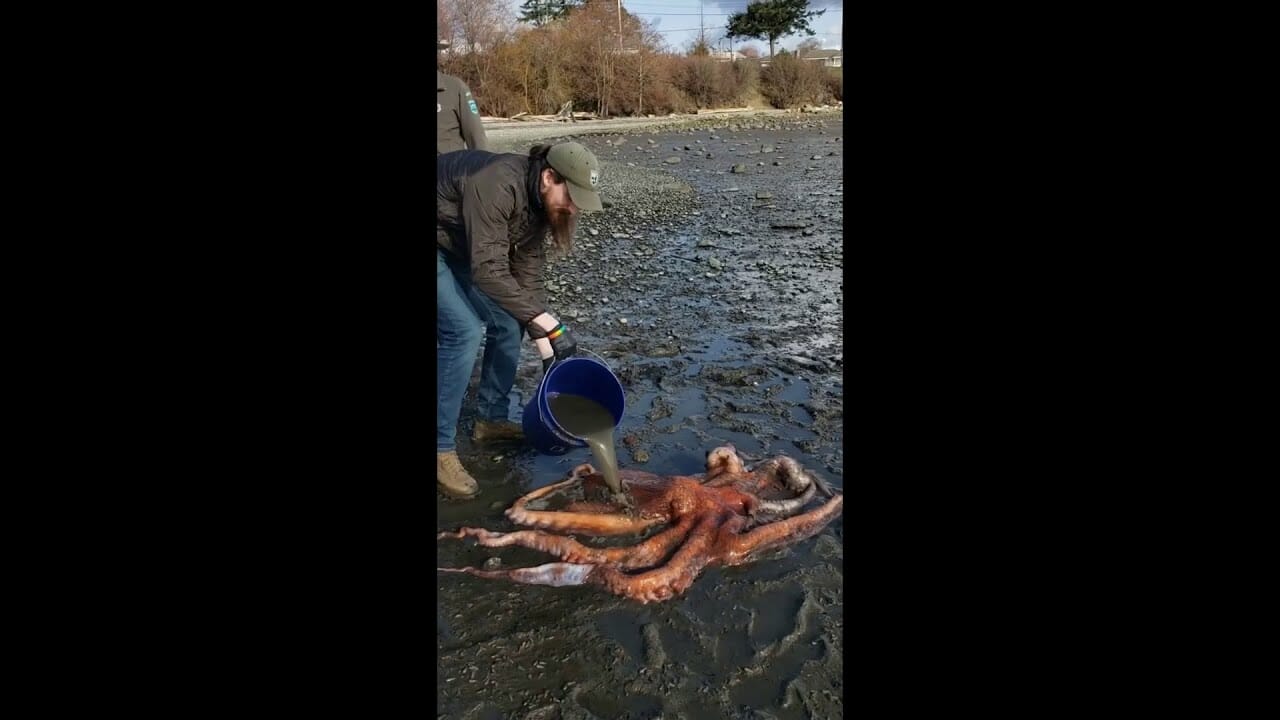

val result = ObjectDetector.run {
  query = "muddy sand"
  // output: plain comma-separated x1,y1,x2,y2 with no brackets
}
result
438,112,844,720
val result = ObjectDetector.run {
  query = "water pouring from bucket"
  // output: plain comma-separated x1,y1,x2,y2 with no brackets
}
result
522,353,630,505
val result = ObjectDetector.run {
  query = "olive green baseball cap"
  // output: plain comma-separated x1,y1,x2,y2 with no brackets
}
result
547,142,603,213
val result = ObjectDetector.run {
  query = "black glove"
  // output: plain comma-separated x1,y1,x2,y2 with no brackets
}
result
527,311,578,367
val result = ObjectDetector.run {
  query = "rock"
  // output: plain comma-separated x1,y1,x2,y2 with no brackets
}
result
696,239,715,248
664,156,681,164
784,354,827,370
588,228,599,236
708,257,723,269
647,139,655,144
811,154,822,160
483,557,502,569
773,161,782,166
771,221,810,229
756,191,774,199
731,164,748,173
705,152,714,159
761,145,775,153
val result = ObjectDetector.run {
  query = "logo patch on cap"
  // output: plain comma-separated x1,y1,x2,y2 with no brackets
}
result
589,169,599,187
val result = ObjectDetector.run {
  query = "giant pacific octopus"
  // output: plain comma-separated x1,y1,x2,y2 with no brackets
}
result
437,445,844,603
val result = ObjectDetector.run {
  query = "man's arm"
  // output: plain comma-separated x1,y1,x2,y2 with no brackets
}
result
464,164,540,322
457,81,489,151
509,237,547,310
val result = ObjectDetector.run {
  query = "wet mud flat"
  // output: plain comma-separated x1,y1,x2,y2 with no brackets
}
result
439,115,844,719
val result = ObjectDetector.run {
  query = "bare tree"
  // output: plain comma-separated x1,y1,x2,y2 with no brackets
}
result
442,0,511,53
795,37,823,57
439,0,514,102
437,4,453,44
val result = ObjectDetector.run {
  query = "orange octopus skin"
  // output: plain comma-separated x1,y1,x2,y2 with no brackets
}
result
437,446,843,604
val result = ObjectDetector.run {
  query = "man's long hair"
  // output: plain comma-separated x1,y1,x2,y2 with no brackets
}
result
528,144,575,256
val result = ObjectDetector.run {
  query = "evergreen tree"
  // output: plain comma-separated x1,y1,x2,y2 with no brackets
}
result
518,0,581,27
726,0,825,59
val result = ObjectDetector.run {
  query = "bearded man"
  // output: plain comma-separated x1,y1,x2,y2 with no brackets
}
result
435,141,603,498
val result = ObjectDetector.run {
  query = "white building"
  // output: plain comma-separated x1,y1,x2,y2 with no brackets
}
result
800,49,842,68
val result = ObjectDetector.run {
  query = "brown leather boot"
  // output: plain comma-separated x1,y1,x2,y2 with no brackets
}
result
471,420,525,444
437,451,479,498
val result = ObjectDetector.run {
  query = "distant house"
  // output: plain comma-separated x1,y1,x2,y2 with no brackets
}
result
800,49,842,68
709,50,746,62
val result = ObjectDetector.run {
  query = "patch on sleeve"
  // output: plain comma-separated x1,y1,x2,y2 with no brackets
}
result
468,99,479,114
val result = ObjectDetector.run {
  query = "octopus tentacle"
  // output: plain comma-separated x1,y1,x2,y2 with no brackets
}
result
560,501,624,514
506,474,668,536
704,445,745,481
437,562,596,587
438,518,697,570
750,457,829,518
750,486,816,521
592,515,721,604
723,494,844,566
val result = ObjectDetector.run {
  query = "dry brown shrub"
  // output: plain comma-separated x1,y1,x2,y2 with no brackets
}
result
672,55,756,109
759,52,829,108
825,67,843,103
435,0,731,118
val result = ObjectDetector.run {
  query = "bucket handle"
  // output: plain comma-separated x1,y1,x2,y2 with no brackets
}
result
535,348,612,398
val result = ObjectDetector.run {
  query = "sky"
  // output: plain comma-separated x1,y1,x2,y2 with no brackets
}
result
501,0,843,55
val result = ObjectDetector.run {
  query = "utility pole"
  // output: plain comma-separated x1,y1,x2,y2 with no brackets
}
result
699,1,705,46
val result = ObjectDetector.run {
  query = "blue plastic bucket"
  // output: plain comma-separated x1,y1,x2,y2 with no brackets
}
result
521,355,625,455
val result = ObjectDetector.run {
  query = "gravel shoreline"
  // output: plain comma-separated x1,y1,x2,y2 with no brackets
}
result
482,108,836,151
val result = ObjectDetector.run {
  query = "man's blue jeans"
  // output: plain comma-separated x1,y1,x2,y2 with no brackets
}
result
437,248,523,452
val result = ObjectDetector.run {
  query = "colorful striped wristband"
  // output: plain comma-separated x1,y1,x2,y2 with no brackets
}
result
547,324,567,340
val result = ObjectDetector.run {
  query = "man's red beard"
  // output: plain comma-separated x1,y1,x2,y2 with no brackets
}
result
542,190,577,252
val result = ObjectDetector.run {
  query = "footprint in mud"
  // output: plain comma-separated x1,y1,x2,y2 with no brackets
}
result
748,585,807,650
594,609,646,671
813,533,843,562
574,689,663,720
457,705,506,720
727,588,826,710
